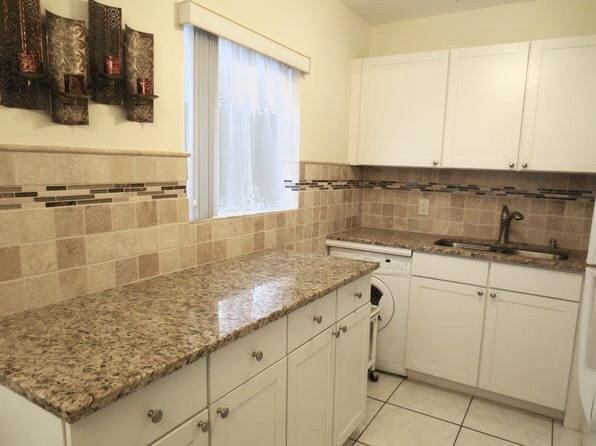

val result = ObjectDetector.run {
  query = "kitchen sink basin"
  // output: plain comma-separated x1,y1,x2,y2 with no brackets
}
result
434,239,569,261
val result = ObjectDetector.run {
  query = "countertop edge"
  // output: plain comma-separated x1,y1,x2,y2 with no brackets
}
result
0,262,378,424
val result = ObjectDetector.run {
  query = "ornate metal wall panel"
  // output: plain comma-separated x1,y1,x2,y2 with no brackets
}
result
0,0,48,110
124,25,156,123
89,0,123,105
46,10,89,125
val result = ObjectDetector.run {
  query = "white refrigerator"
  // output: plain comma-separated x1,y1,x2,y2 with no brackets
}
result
578,205,596,445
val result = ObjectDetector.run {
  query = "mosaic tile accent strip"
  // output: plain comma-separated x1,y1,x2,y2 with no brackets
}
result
0,182,187,210
285,179,596,202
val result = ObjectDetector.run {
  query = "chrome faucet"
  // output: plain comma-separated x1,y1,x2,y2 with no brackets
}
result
497,205,524,244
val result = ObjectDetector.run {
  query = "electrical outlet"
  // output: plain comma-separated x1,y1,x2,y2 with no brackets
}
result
418,199,430,216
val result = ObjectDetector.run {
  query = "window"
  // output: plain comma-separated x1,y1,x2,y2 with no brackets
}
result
184,27,300,220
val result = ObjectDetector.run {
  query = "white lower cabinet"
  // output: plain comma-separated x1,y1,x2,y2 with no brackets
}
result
287,327,336,446
479,289,579,410
151,410,209,446
405,277,486,386
333,304,370,445
210,358,287,446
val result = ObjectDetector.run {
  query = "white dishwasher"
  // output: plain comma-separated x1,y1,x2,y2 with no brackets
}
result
327,240,412,376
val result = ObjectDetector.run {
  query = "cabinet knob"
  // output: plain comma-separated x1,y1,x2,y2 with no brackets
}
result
251,351,264,361
508,162,515,169
490,291,497,299
197,420,210,432
477,290,484,297
354,292,363,299
333,330,341,338
340,325,348,333
522,162,528,169
432,160,439,166
147,409,163,423
313,315,323,324
217,407,230,419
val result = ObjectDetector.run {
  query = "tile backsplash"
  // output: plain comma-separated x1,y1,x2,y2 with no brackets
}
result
1,147,595,318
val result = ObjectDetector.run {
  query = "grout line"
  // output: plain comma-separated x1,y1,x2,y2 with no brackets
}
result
452,396,474,445
385,401,462,427
462,427,523,445
551,418,554,446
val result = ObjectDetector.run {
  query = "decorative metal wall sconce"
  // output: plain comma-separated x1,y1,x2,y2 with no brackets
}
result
89,0,123,105
0,0,48,110
46,10,90,125
124,25,158,123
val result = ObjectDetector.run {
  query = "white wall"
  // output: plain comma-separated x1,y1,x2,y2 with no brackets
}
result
0,0,184,152
369,0,596,56
0,0,370,163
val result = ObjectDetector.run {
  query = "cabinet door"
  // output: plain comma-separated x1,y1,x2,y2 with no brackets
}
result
287,327,336,446
479,290,578,410
357,51,449,167
406,277,485,386
333,304,369,446
150,410,209,446
443,42,529,170
519,35,596,172
210,359,286,446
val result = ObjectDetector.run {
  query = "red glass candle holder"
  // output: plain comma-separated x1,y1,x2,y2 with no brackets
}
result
104,55,121,76
17,51,40,73
136,77,153,96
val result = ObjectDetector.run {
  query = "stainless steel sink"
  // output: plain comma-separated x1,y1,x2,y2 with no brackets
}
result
434,239,569,261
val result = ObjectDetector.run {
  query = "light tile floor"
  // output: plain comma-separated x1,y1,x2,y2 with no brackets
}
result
344,373,584,446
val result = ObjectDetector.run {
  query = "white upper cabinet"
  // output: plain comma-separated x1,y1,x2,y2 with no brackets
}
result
442,42,530,170
519,35,596,172
355,51,449,167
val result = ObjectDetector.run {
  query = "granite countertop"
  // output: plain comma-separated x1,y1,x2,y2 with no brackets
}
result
0,250,377,424
327,227,587,273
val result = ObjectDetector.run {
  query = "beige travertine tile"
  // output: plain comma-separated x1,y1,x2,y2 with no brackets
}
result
110,156,135,184
135,157,157,182
56,237,86,270
0,279,25,316
254,232,265,251
0,246,21,282
24,273,60,309
157,199,178,225
0,210,22,246
85,205,112,234
111,230,136,259
115,257,138,286
196,221,212,243
178,223,196,247
15,152,55,185
197,242,213,265
86,233,114,264
178,245,196,269
112,203,136,231
177,198,189,223
159,249,179,274
155,157,177,182
136,201,157,228
54,206,85,238
138,253,159,279
86,262,116,294
212,239,227,261
136,227,159,254
159,224,179,250
21,241,57,276
254,215,265,232
58,268,87,300
240,234,253,254
227,237,242,258
0,152,16,186
176,158,188,182
80,155,111,184
22,209,55,242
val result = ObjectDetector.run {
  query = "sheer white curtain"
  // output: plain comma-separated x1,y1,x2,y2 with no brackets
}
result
216,38,299,216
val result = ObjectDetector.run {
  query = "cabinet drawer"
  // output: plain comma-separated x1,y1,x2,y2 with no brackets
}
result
412,252,489,286
66,358,207,446
150,409,209,446
209,317,287,402
288,292,337,352
337,275,371,319
489,262,583,301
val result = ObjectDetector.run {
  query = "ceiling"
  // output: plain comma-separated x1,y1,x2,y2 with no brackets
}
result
340,0,533,25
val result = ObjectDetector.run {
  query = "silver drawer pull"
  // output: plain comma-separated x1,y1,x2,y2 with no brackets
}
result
197,420,210,432
354,292,363,299
313,315,323,324
252,351,264,361
217,407,229,419
147,409,163,423
340,325,347,333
